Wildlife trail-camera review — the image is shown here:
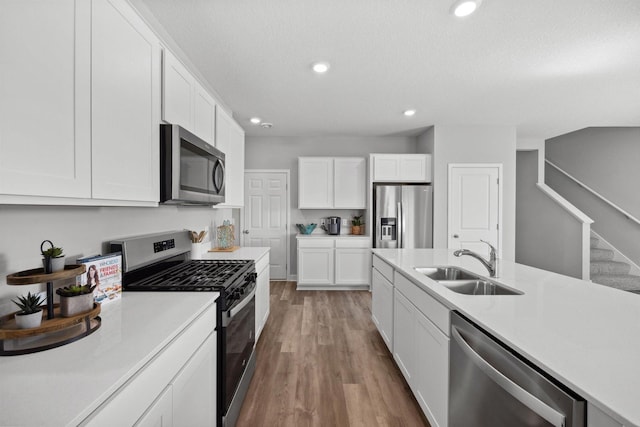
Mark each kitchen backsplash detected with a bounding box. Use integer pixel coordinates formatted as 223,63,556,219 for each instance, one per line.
0,204,236,315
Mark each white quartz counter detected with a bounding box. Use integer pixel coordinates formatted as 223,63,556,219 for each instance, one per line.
0,292,217,427
296,233,370,239
373,248,640,427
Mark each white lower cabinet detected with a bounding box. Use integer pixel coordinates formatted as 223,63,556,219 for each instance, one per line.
83,305,216,426
588,403,624,427
134,386,173,427
255,253,271,342
371,267,393,351
393,289,416,383
297,237,371,289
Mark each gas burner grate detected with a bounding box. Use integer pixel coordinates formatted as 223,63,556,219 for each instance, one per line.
126,259,253,291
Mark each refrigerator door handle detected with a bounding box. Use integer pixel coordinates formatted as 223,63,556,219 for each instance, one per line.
397,202,403,248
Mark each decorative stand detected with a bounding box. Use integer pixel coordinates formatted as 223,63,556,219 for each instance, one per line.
2,265,101,356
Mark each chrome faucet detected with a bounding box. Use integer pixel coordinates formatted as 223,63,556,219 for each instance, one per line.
453,240,498,277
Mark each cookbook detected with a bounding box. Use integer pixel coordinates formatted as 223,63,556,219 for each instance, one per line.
76,252,122,305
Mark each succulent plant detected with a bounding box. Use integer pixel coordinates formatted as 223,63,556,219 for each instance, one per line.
42,246,64,258
56,284,95,297
13,292,45,315
351,215,364,226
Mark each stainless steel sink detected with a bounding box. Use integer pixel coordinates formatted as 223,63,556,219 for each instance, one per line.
415,266,523,295
438,279,523,295
415,267,480,281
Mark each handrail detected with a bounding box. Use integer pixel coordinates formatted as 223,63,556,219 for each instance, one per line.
545,160,640,227
535,183,593,224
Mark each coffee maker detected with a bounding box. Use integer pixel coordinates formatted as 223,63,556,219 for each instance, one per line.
322,216,341,235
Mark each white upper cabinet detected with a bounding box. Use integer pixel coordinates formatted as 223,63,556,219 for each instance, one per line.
298,157,334,208
162,50,217,145
0,0,91,198
372,154,432,182
162,49,195,130
91,0,160,202
334,157,367,208
298,157,367,209
215,108,245,207
193,81,216,145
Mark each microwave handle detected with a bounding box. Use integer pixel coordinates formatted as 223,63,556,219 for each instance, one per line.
212,159,225,193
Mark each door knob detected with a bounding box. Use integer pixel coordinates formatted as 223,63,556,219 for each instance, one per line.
453,234,459,238
243,230,249,234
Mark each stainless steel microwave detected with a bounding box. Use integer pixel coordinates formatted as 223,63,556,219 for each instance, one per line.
160,124,225,205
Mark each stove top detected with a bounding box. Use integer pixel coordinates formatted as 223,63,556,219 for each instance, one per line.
124,259,254,292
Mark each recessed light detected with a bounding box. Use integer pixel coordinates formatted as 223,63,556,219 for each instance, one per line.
403,109,416,117
312,62,330,74
451,0,482,17
260,122,273,129
250,117,261,125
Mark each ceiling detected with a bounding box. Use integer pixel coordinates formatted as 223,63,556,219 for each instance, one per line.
140,0,640,139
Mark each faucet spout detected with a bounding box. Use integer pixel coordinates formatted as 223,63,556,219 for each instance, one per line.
453,240,498,277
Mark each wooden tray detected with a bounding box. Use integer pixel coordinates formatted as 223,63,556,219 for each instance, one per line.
6,264,86,286
0,303,101,355
208,246,240,252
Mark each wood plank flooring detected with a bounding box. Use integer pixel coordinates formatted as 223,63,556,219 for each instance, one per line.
237,281,431,427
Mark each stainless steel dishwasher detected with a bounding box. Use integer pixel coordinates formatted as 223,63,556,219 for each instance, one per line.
449,312,586,427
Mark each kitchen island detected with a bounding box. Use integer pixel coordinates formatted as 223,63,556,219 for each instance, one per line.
0,291,217,427
373,248,640,427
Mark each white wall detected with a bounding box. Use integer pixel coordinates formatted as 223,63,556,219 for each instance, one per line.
425,125,517,260
0,205,234,314
245,136,417,276
516,151,583,278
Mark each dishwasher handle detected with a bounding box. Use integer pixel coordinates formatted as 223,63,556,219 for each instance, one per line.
451,326,566,427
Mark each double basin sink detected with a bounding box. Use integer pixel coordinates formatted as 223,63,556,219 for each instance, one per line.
415,267,523,296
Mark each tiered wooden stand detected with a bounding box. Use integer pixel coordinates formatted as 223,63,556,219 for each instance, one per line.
2,265,101,356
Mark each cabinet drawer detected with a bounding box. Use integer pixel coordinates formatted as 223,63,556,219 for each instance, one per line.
394,272,450,336
373,255,394,283
336,238,371,248
298,238,334,248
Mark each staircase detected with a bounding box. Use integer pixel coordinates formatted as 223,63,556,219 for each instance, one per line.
590,236,640,292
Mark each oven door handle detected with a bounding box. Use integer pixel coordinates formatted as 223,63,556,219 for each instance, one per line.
227,288,256,320
451,326,566,427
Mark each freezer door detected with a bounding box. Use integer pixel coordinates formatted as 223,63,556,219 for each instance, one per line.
375,185,401,248
401,185,432,248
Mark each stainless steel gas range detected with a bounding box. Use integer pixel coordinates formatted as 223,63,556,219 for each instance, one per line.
110,231,256,427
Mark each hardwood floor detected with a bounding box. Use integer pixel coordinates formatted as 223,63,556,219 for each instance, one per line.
237,281,431,427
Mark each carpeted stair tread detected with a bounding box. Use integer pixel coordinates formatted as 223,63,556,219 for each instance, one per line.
591,248,614,261
591,274,640,291
590,237,599,248
590,261,631,275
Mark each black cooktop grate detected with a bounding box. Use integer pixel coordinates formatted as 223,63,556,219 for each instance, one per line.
125,259,253,291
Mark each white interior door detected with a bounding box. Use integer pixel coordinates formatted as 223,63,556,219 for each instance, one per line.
243,171,288,279
448,164,502,257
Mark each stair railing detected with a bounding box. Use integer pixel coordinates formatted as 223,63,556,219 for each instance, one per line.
546,160,640,227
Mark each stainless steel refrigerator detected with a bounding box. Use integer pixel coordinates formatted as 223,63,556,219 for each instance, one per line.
374,184,433,248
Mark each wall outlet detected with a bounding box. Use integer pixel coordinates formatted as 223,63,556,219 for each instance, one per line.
321,219,326,226
341,218,348,226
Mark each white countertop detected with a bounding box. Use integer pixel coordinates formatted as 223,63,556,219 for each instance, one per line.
296,233,370,239
0,292,217,427
198,246,269,261
373,248,640,427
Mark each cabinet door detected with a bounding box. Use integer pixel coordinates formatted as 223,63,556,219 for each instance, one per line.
162,49,194,129
255,263,270,341
393,288,415,386
0,0,91,198
134,386,173,427
215,108,245,207
172,332,216,427
335,248,370,285
298,157,333,208
193,81,216,145
334,157,366,208
298,248,334,284
400,155,430,182
415,310,449,427
373,155,401,181
371,267,393,352
91,0,160,202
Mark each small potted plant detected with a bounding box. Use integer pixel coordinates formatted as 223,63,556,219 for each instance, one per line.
351,215,365,235
56,284,95,317
41,240,65,273
12,292,45,329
